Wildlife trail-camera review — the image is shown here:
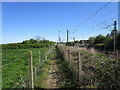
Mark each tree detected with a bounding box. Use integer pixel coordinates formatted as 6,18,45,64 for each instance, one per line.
94,35,107,45
93,35,108,50
22,40,30,44
74,40,80,43
30,39,37,44
22,39,37,44
88,37,95,47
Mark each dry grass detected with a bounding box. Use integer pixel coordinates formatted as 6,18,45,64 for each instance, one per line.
57,45,120,88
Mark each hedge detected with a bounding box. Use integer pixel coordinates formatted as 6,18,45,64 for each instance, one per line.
1,43,54,49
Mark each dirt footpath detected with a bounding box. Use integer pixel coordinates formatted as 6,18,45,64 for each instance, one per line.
45,59,61,88
43,48,75,89
43,48,63,89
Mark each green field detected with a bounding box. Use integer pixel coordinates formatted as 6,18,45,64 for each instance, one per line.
2,48,48,88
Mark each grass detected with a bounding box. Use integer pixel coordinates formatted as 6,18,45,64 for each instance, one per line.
2,48,49,88
34,47,54,88
57,58,78,88
78,49,120,88
57,45,120,88
34,59,51,88
56,46,78,88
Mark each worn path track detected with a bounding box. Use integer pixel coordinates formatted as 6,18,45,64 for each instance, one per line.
45,59,60,88
43,49,62,89
43,47,77,89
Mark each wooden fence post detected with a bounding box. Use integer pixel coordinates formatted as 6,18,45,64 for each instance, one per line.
39,51,40,61
65,49,68,60
115,66,119,88
34,67,37,80
49,45,50,50
68,49,71,63
44,47,47,60
28,51,34,88
78,52,82,81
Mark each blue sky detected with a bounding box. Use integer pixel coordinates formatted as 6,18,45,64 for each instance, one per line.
2,2,118,44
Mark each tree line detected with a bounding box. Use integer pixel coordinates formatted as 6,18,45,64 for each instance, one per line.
88,30,120,51
2,37,55,49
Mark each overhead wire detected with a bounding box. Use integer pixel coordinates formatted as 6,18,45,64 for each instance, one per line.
74,15,117,37
72,8,117,34
70,0,114,33
70,7,118,41
75,15,117,38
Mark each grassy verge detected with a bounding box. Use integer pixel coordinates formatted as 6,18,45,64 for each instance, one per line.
56,45,120,88
34,47,54,88
34,59,51,88
79,49,120,88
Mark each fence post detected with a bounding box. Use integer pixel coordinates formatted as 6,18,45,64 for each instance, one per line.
49,45,50,50
78,52,82,81
34,67,37,80
68,49,71,63
44,47,47,60
39,51,40,61
28,51,34,88
65,49,68,60
115,66,119,88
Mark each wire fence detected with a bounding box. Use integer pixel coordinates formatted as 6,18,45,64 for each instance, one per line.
2,45,54,88
57,45,120,88
33,45,54,86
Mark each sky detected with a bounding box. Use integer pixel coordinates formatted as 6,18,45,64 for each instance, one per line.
2,2,118,44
